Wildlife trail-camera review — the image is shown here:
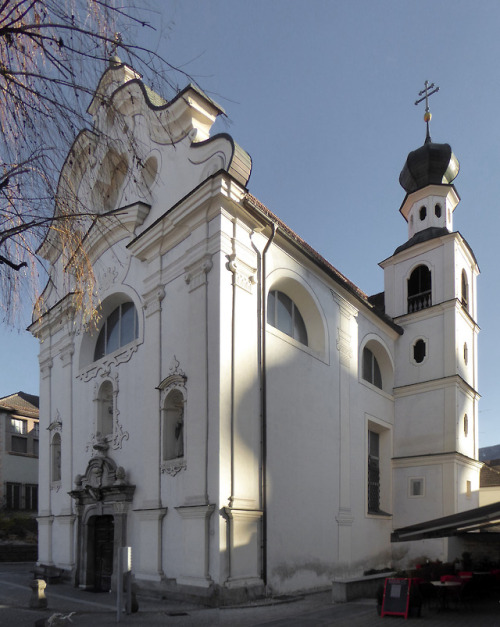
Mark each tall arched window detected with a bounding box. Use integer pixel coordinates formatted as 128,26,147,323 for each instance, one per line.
461,270,469,312
97,381,114,437
408,265,432,313
51,433,61,482
267,290,308,346
163,389,184,461
362,347,382,389
94,302,138,361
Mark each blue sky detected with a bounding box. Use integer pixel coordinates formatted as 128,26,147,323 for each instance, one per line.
2,0,500,446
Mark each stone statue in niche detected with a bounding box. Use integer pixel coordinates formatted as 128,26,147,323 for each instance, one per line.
175,407,184,458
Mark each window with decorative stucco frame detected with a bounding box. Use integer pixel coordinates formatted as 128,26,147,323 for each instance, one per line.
159,356,187,477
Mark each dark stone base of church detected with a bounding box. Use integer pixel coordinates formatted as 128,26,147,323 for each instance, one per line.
134,578,267,607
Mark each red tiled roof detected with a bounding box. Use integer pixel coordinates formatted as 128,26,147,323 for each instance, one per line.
481,460,500,488
244,193,402,334
0,391,39,417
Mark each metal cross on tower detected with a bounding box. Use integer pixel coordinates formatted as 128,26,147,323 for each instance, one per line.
415,80,439,143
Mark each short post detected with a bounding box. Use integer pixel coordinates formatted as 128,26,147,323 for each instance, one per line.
117,546,132,623
116,549,122,623
29,578,48,609
123,547,132,615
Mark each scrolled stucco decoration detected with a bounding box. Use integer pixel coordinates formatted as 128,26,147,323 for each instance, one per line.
112,418,129,450
158,355,187,404
78,343,138,382
96,266,118,293
86,432,98,454
169,354,186,379
69,448,135,506
48,411,63,433
161,459,186,476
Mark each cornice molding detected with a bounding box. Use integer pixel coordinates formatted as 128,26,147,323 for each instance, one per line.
394,373,479,399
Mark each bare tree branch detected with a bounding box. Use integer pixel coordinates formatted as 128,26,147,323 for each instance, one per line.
0,0,194,326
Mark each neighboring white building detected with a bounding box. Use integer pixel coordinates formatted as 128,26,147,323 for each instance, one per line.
0,392,39,512
30,61,481,602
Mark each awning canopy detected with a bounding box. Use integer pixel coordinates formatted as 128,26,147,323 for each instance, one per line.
392,501,500,542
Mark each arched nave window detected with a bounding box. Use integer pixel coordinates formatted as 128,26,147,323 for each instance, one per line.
267,290,308,346
94,302,139,361
359,338,394,395
407,265,432,313
362,347,382,389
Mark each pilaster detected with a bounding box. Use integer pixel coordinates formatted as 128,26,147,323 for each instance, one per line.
175,504,215,587
139,285,165,509
332,292,358,565
36,515,54,565
221,507,264,588
132,507,167,582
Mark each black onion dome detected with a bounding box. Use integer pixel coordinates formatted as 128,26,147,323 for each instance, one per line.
399,140,460,193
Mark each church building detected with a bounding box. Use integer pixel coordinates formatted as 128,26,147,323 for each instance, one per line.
30,62,481,603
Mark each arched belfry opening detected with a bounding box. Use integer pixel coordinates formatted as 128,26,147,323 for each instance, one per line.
70,437,135,591
407,265,432,313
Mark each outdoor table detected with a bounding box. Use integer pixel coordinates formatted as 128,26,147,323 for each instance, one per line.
430,580,461,610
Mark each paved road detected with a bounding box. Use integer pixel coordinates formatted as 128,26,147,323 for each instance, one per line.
1,563,500,626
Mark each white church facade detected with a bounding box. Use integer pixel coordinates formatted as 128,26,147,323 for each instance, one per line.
30,62,481,602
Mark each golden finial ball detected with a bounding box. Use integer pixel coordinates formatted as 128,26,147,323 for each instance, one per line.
424,111,432,123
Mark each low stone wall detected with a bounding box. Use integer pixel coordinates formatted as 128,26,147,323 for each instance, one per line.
0,543,37,562
331,572,395,603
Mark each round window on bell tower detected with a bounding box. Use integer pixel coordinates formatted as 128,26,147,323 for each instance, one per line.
435,203,442,218
419,206,427,221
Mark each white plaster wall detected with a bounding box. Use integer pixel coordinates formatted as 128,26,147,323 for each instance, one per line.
393,463,444,528
35,67,484,597
479,486,500,507
394,390,445,457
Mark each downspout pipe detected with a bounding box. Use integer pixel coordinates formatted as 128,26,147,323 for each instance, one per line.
259,223,276,587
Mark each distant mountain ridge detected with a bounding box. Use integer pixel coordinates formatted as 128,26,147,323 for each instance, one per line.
479,444,500,461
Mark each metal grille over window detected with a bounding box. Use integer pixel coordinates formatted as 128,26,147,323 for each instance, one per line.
407,265,432,312
368,430,380,513
267,290,308,346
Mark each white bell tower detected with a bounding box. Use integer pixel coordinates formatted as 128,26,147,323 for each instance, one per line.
380,84,481,558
